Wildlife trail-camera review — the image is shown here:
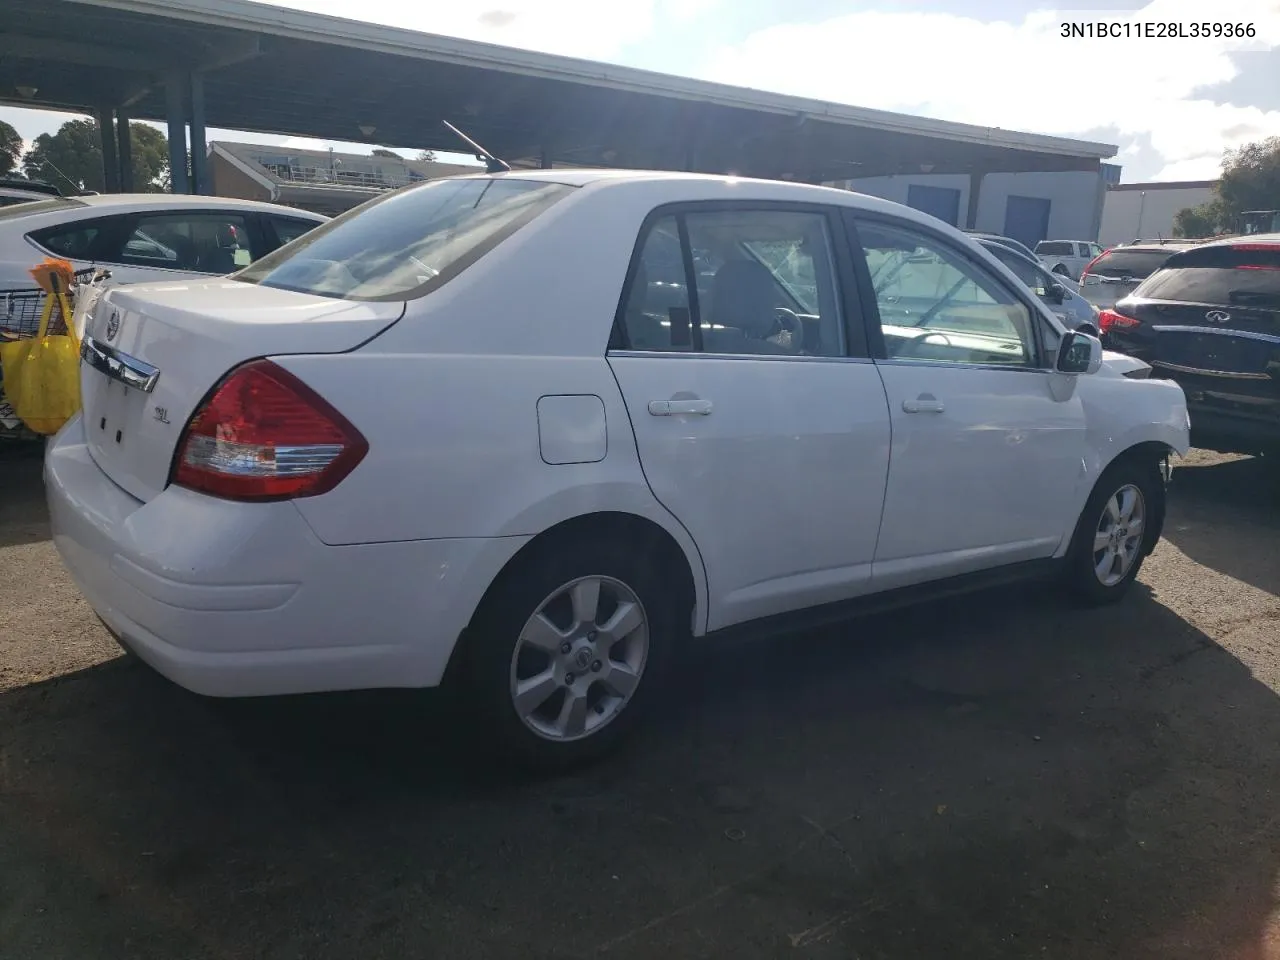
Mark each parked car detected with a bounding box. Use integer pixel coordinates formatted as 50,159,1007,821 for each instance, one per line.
46,171,1189,770
0,176,61,208
974,237,1099,333
1100,234,1280,456
0,194,326,288
963,230,1039,263
1037,240,1105,280
1078,241,1197,312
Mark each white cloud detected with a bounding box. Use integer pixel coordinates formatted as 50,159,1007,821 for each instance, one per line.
258,0,655,61
700,0,1280,181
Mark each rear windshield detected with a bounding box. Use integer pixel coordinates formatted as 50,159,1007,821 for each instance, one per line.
1036,241,1073,256
1133,244,1280,308
1083,248,1171,280
235,177,572,301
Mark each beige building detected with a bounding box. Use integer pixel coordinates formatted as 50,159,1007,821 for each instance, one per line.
209,142,478,215
1099,180,1217,247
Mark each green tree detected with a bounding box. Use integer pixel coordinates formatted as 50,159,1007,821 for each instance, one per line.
22,118,169,193
1172,136,1280,237
0,119,22,176
416,149,436,162
371,148,401,158
1173,200,1226,238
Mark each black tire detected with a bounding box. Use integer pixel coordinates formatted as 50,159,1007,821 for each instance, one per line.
1064,457,1163,605
460,534,684,773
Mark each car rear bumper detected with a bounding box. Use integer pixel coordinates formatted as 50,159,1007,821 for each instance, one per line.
46,414,529,697
1186,405,1280,454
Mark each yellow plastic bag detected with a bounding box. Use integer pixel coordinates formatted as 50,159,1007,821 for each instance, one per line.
0,259,81,435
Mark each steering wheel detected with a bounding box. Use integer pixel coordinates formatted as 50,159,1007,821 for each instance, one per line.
896,332,954,358
772,307,806,351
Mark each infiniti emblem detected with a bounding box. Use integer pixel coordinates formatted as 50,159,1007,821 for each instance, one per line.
1205,310,1231,325
105,310,120,339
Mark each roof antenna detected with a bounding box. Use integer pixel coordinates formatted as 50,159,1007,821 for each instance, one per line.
442,120,510,174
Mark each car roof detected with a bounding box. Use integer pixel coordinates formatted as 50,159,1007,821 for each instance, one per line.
1194,232,1280,248
70,193,328,218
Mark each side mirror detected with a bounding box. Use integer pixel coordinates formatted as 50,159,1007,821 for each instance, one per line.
1046,282,1067,304
1055,330,1103,375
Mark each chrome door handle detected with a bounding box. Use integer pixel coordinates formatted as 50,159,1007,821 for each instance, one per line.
649,399,713,416
902,396,944,414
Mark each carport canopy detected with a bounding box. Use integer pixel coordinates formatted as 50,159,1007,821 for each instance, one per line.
0,0,1116,193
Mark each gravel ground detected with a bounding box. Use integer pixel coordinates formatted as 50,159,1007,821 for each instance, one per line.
2,444,1279,960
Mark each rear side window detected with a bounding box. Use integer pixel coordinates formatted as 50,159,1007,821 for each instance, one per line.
1134,244,1280,307
113,213,255,272
29,219,104,259
1084,248,1170,280
236,178,571,301
1037,241,1073,256
616,207,845,357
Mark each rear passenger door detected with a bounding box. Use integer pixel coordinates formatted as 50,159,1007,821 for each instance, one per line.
607,202,892,633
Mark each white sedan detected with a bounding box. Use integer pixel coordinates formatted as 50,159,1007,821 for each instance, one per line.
46,170,1189,771
0,194,325,289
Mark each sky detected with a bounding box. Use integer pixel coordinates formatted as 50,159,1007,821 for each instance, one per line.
3,0,1280,183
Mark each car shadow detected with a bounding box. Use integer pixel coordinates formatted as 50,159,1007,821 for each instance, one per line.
3,584,1280,959
0,442,48,548
1162,454,1280,598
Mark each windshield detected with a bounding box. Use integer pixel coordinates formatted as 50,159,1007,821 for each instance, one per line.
1134,245,1280,307
236,177,572,301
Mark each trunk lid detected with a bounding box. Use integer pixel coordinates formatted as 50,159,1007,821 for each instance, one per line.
80,278,403,502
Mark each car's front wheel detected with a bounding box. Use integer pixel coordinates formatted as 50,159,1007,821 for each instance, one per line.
462,535,681,771
1065,458,1162,604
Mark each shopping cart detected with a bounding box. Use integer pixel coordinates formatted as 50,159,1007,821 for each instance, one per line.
0,267,97,441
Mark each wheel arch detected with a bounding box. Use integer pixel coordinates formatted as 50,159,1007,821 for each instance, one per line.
440,510,706,689
1094,439,1174,556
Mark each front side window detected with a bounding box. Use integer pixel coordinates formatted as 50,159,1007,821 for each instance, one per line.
113,213,254,272
859,219,1038,366
268,215,320,248
616,207,845,358
236,177,572,301
988,246,1051,297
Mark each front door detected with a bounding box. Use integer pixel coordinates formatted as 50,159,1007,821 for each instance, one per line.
849,214,1086,589
608,205,892,632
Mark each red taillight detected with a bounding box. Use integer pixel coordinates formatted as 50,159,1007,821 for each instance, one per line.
172,360,367,502
1098,308,1139,334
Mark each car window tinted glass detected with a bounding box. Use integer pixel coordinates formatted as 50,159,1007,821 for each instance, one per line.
1083,248,1172,281
29,219,103,259
270,216,319,247
986,245,1048,295
1037,241,1073,256
237,178,571,301
1134,245,1280,307
619,208,844,357
116,213,253,272
861,220,1036,366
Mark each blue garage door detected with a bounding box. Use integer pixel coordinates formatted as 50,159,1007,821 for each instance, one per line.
1003,196,1052,249
906,185,961,227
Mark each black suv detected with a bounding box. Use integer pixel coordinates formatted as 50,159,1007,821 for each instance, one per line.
1102,234,1280,455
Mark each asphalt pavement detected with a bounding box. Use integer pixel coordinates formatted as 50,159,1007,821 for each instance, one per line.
2,444,1279,960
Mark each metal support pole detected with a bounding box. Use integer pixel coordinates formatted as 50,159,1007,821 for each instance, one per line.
188,72,208,195
95,107,120,192
165,74,189,194
966,170,985,229
115,107,134,192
